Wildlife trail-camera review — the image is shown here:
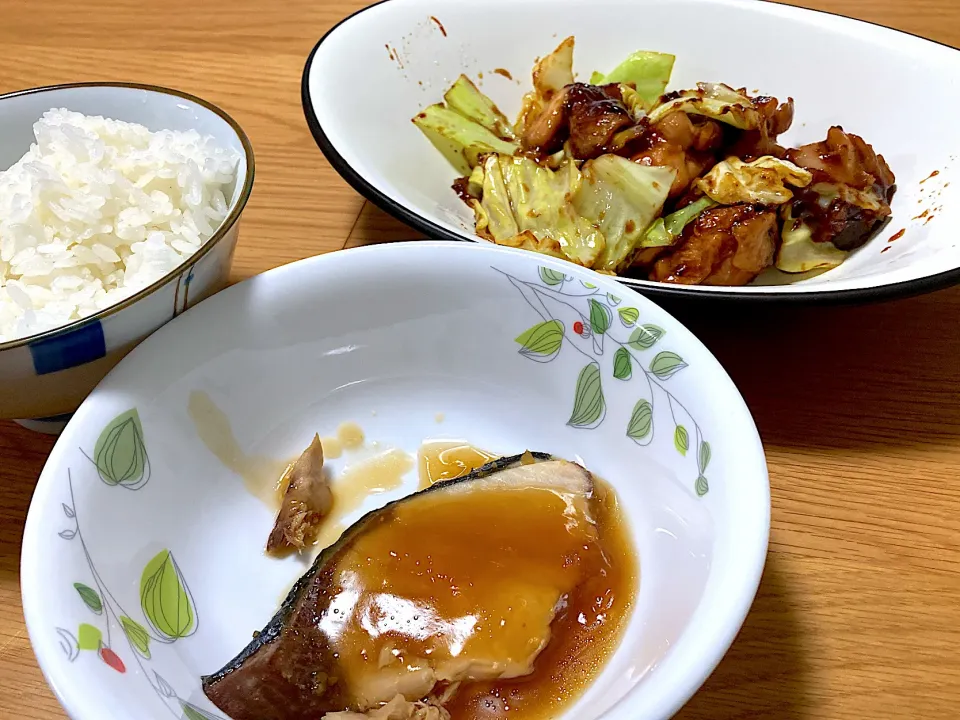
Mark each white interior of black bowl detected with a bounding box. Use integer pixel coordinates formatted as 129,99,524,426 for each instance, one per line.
304,0,960,299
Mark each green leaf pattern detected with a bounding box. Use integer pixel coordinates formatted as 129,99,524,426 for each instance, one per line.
696,475,709,497
74,583,103,614
140,550,196,641
181,701,221,720
613,347,632,380
589,299,612,335
568,363,605,428
649,351,688,380
618,306,639,327
57,470,213,713
538,266,566,286
120,616,151,659
77,622,102,651
515,319,564,360
626,400,653,443
628,324,666,350
698,441,712,474
93,408,150,489
505,267,713,495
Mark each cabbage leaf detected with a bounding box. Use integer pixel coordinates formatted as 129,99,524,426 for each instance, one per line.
617,85,648,123
532,36,575,99
472,153,674,270
775,206,848,273
572,155,675,271
443,75,516,141
589,51,675,108
643,196,717,248
697,156,813,205
648,83,760,129
474,154,605,266
413,104,519,175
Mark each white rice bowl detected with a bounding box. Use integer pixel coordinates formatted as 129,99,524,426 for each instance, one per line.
0,109,240,342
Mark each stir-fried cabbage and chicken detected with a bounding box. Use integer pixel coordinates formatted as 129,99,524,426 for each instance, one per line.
412,38,896,286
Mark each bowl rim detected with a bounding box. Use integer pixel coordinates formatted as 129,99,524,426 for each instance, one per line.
20,240,771,720
301,0,960,306
0,81,256,353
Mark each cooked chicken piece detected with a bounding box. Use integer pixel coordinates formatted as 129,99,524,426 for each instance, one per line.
786,125,894,196
649,204,778,285
783,126,895,249
266,434,332,555
521,86,571,153
630,246,668,269
724,95,795,160
654,110,725,152
784,186,890,251
566,84,633,159
630,111,723,197
521,83,633,159
632,141,712,198
756,95,795,137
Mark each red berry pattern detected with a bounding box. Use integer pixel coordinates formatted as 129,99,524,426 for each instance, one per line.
99,646,126,673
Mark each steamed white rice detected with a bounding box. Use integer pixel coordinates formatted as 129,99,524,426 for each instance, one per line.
0,109,241,343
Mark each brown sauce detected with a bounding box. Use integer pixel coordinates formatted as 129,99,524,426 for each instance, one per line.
921,169,940,183
452,177,475,206
387,45,403,69
888,228,905,243
493,68,513,81
313,449,414,550
323,475,637,720
322,436,344,459
187,390,291,507
444,479,635,720
429,15,447,36
337,421,366,450
418,440,497,489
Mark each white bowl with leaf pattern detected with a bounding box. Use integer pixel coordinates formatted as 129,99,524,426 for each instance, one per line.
21,241,769,720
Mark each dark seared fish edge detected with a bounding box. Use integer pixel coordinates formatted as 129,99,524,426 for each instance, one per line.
201,451,554,688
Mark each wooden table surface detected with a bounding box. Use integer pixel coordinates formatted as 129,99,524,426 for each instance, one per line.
2,1,959,718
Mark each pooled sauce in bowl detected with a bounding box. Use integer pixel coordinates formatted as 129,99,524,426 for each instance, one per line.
315,473,636,720
418,439,498,488
438,480,636,719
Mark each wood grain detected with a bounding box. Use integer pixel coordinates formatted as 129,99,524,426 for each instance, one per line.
2,1,960,718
